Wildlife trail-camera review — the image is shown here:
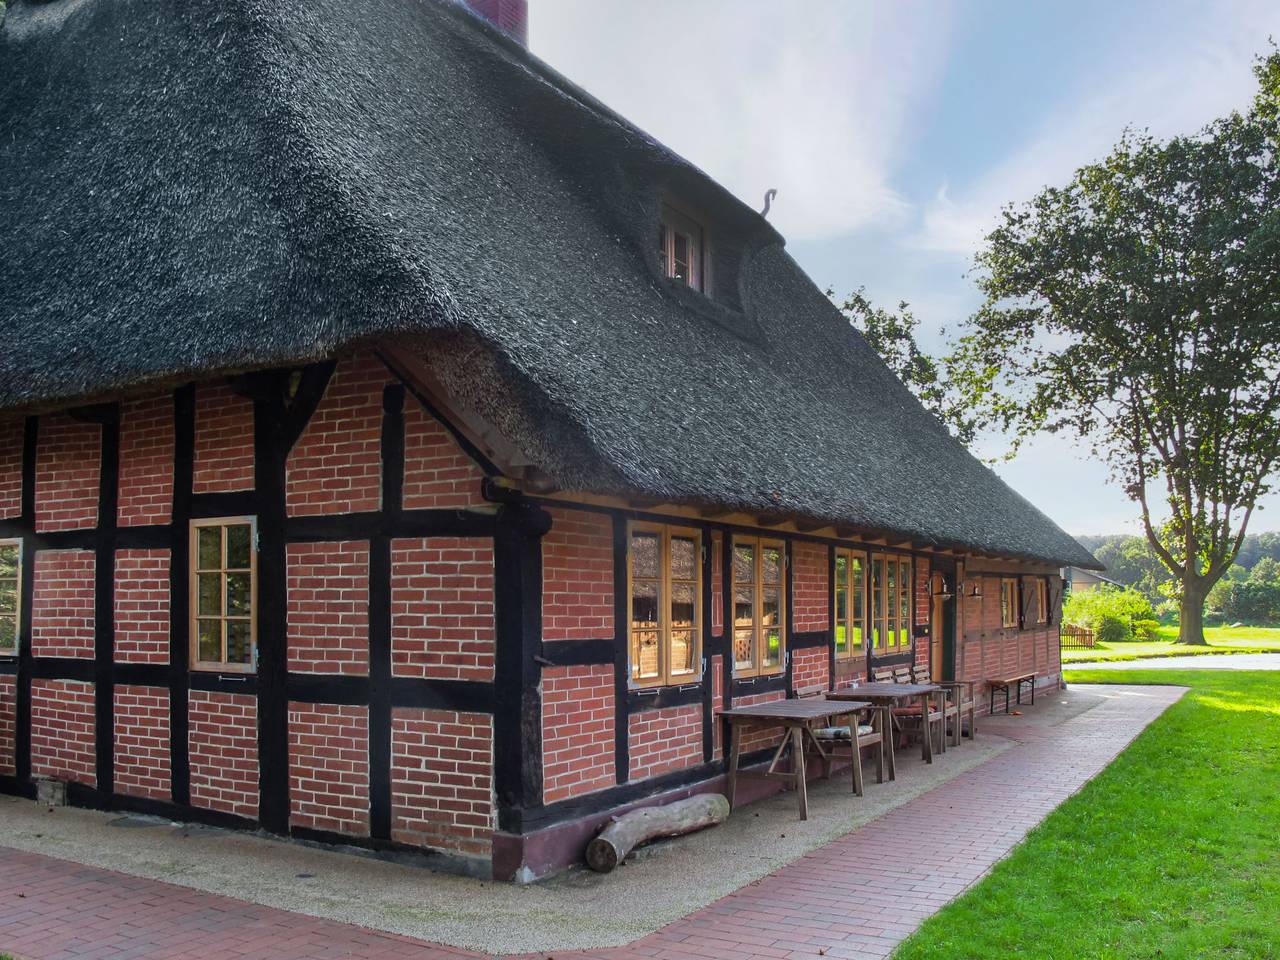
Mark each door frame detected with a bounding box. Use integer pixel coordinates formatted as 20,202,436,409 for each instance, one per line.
930,558,958,682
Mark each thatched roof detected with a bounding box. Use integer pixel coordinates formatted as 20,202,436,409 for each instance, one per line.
0,0,1099,569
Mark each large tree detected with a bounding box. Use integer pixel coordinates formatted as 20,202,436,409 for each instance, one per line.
948,54,1280,644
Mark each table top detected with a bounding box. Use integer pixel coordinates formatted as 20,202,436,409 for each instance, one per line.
826,682,941,701
719,698,872,722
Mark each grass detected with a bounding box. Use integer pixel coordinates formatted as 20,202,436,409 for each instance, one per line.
1061,624,1280,662
892,669,1280,959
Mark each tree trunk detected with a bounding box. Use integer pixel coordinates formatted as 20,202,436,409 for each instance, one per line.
585,794,730,872
1179,583,1209,645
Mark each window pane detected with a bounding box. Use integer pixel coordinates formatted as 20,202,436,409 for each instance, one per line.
226,620,252,665
633,631,660,680
763,629,782,668
198,527,221,570
852,557,865,636
631,533,659,580
733,585,754,630
0,615,14,649
0,544,18,578
197,618,220,661
670,581,695,630
834,555,849,654
670,629,696,676
733,628,755,669
673,232,689,283
225,572,251,617
0,580,16,615
761,547,781,585
670,536,696,581
658,225,669,277
761,585,780,629
733,544,754,585
226,524,252,569
631,578,659,630
197,573,221,617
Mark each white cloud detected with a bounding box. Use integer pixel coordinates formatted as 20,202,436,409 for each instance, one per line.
530,0,955,241
910,5,1280,255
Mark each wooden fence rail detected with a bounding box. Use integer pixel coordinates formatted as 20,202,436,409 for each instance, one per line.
1060,624,1096,650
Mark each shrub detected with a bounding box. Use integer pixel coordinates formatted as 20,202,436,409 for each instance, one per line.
1132,618,1161,641
1095,615,1130,644
1063,585,1157,642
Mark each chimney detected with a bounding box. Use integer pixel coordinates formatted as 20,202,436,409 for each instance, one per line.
465,0,529,47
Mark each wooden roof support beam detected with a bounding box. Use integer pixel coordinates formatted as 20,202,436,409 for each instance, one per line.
795,519,826,533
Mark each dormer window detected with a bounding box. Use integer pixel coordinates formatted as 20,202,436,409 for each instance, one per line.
659,203,706,292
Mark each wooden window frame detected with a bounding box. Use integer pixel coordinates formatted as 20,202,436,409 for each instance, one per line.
627,522,703,688
659,201,708,293
871,553,913,655
833,547,867,660
0,538,21,655
1036,577,1049,625
731,535,787,678
190,516,258,673
1000,576,1020,630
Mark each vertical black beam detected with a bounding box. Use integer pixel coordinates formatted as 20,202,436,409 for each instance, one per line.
253,379,290,835
93,409,121,795
611,514,629,784
169,385,194,806
368,383,403,841
700,528,714,763
719,529,733,758
492,501,549,813
14,417,38,782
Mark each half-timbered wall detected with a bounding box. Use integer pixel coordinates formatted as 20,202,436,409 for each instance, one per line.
0,351,511,869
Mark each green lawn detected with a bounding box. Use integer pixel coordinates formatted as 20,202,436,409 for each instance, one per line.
1061,624,1280,662
892,669,1280,959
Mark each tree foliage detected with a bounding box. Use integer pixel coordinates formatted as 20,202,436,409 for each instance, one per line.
1063,586,1158,642
949,53,1280,643
833,288,976,442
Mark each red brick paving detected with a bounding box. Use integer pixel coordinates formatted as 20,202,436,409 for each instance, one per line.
0,684,1183,960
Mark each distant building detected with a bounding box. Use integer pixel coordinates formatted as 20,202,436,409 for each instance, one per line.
1064,566,1123,593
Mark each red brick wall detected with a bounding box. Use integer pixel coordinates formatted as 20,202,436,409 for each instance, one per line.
0,675,15,774
391,708,494,857
113,686,170,801
30,679,95,786
118,393,174,527
915,557,931,670
791,644,828,694
402,399,487,510
286,541,370,675
734,689,787,754
542,665,614,802
35,415,100,532
0,418,24,520
193,383,254,494
189,691,258,819
542,508,613,642
391,538,494,681
628,705,701,781
286,355,386,517
31,550,95,659
114,549,170,664
792,541,828,633
288,702,370,836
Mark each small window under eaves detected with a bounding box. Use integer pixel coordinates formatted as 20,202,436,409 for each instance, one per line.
658,202,708,293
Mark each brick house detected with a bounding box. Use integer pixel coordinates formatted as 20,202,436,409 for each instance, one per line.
0,0,1100,880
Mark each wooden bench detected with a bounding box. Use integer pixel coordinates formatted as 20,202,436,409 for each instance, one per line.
987,673,1037,714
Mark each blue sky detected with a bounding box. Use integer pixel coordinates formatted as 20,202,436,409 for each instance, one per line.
529,1,1280,537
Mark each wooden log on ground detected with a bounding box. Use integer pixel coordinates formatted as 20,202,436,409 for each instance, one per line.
585,794,730,873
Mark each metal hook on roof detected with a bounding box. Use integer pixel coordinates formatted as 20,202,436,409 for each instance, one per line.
761,188,778,218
